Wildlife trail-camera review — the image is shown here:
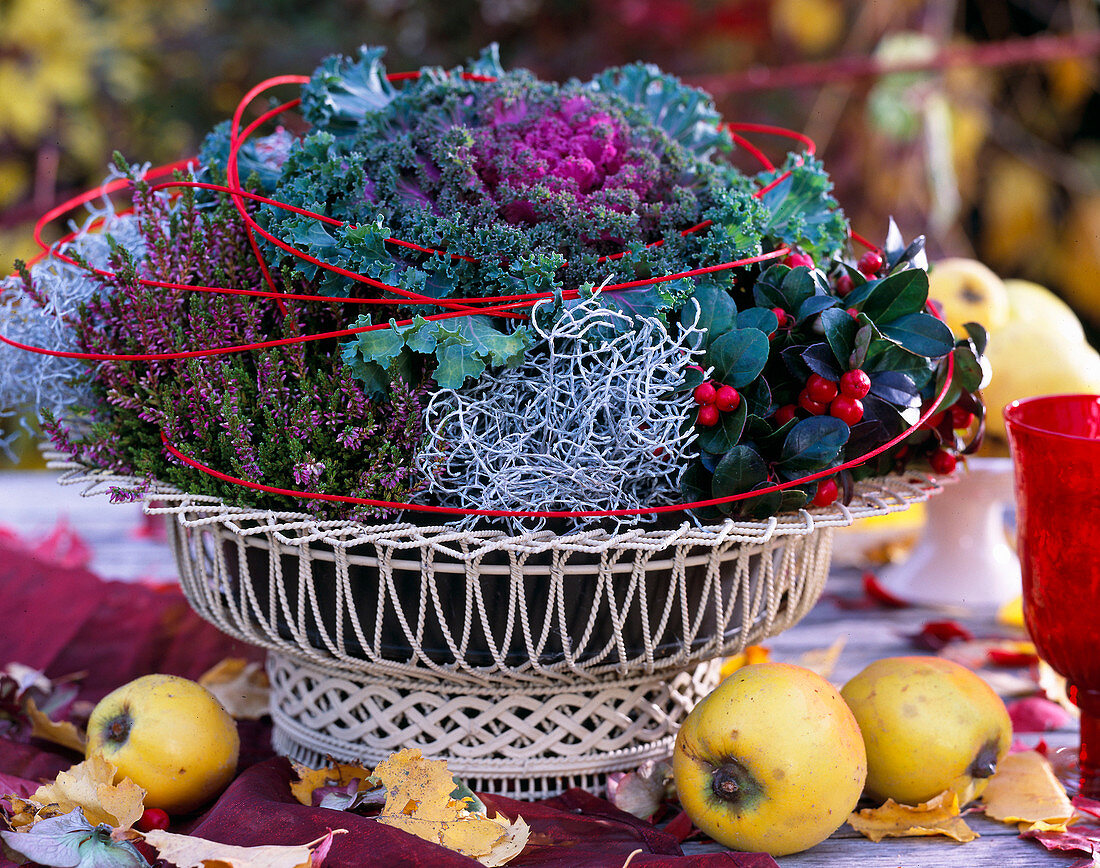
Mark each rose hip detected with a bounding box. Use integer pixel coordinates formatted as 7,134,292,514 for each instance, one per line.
929,449,958,475
805,374,839,404
812,478,839,507
694,382,717,405
857,250,884,276
830,395,864,425
798,390,828,415
698,404,721,427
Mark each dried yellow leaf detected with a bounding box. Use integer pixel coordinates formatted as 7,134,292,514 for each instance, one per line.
29,757,145,830
25,696,86,753
28,756,145,830
373,749,528,865
199,658,271,720
798,635,847,679
719,646,770,680
980,751,1073,831
143,827,344,868
289,761,379,807
847,791,978,843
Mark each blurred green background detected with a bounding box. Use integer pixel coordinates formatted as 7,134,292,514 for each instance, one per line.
1,0,1097,324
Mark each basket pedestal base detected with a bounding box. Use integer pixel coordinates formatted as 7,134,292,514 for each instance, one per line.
266,652,723,799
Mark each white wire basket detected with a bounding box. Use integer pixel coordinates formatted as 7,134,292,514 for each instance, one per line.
51,455,939,798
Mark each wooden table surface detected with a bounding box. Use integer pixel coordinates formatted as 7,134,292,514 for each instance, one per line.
0,470,1082,866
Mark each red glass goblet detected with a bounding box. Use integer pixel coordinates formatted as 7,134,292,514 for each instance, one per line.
1005,394,1100,798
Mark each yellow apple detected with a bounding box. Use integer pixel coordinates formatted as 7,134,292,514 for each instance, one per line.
86,674,240,814
927,257,1010,337
672,662,866,857
840,656,1012,806
982,278,1100,438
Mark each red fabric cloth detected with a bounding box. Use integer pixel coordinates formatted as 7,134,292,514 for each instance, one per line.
0,535,777,867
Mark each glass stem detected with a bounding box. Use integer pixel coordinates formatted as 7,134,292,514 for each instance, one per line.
1070,685,1100,798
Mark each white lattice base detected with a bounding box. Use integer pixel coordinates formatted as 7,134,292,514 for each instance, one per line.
266,653,724,799
46,456,942,796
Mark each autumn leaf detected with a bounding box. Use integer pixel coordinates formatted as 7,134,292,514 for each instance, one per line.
25,756,145,830
142,827,344,868
373,749,529,866
797,635,846,679
289,761,381,809
847,791,978,843
718,646,769,680
607,759,673,820
199,659,271,720
26,696,86,753
1,808,149,868
980,750,1074,832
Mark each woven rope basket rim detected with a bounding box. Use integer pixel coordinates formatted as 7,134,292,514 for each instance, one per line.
45,452,942,553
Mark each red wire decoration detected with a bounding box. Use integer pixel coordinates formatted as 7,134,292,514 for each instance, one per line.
4,69,953,518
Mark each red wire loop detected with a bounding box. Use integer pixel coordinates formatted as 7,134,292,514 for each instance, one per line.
7,66,945,518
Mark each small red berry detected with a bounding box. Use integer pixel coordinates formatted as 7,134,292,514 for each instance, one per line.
805,374,839,404
835,272,854,297
798,389,828,415
770,307,789,328
773,404,797,426
929,449,958,475
715,385,741,412
847,307,860,320
949,405,974,429
784,252,815,269
857,250,884,276
137,808,171,832
830,395,864,425
839,369,871,399
693,382,718,406
697,404,720,427
812,477,839,507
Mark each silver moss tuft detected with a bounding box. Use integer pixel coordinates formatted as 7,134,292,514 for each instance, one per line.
417,293,706,532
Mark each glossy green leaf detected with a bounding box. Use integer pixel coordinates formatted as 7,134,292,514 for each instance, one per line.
776,416,849,480
857,269,929,323
880,312,955,358
712,445,769,508
696,401,748,454
708,328,769,387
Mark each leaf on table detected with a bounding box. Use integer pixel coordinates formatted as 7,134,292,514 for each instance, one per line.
27,756,145,830
1021,822,1100,862
142,827,344,868
797,635,847,679
26,697,86,753
606,759,673,820
718,645,769,680
198,659,271,720
910,619,974,651
847,791,978,843
289,761,381,809
1,808,149,867
373,749,529,866
980,750,1074,832
1073,794,1100,821
1038,661,1078,716
1006,696,1075,734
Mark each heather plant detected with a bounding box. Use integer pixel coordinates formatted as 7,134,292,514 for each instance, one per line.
44,172,429,520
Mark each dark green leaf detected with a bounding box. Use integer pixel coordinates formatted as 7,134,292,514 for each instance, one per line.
676,367,707,393
821,307,859,365
707,328,770,387
801,343,841,380
951,344,985,393
796,294,837,323
691,280,739,340
880,312,955,358
736,307,779,334
964,322,989,356
776,416,849,480
735,482,785,519
857,269,929,323
869,371,919,406
712,445,769,508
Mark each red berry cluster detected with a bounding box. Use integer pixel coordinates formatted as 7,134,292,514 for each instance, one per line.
694,380,741,426
791,369,871,426
783,252,815,269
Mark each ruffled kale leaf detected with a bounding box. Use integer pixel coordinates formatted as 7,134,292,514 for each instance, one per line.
341,314,532,394
300,46,399,136
588,63,732,159
756,154,849,261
